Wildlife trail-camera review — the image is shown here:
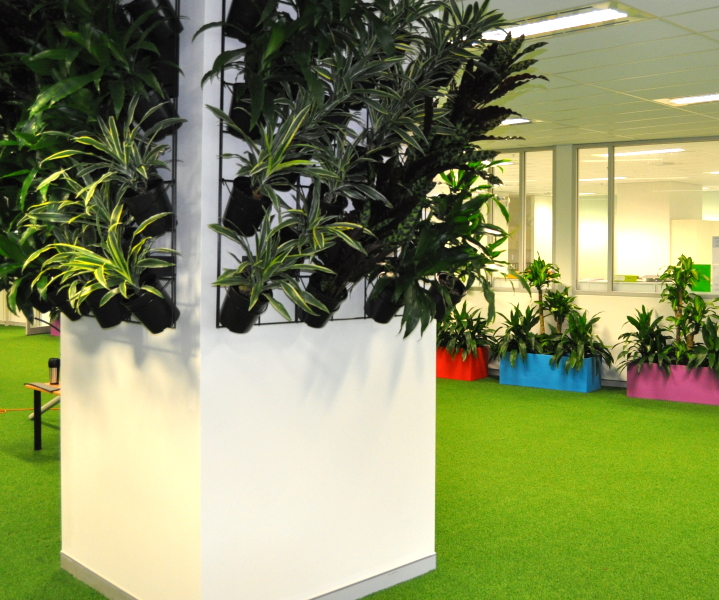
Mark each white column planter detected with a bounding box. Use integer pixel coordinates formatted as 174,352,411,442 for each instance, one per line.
59,2,437,599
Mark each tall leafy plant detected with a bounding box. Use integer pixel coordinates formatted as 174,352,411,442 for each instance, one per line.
522,254,560,335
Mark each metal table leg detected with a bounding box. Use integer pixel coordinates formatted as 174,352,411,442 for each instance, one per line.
34,389,42,450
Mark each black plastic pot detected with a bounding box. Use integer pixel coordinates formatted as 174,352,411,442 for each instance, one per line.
307,183,348,216
136,90,181,141
47,285,84,322
438,273,467,305
30,290,53,314
220,286,270,333
124,285,179,334
298,276,348,329
225,0,265,42
87,290,131,329
365,280,404,324
124,0,183,44
124,178,174,237
223,177,271,236
228,83,260,139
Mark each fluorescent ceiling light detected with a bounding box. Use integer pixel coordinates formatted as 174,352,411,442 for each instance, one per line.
664,94,719,106
709,172,719,175
703,187,711,190
593,149,684,157
483,8,628,41
579,193,597,196
500,118,531,126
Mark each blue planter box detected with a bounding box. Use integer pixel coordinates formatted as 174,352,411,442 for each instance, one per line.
499,353,601,393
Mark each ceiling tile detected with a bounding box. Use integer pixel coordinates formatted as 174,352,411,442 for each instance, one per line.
598,66,719,93
538,35,718,74
661,7,719,31
560,49,719,84
627,0,719,17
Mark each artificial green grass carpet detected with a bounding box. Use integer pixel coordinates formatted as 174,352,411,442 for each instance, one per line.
0,326,103,600
2,331,719,600
370,379,719,600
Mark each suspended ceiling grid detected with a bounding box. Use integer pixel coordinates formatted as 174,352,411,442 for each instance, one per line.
479,0,719,149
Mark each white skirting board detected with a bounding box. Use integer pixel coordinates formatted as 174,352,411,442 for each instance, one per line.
61,552,437,600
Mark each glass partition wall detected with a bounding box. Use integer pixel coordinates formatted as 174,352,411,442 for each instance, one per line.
492,150,554,284
577,141,719,294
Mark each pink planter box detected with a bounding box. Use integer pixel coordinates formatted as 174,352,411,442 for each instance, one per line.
627,364,719,406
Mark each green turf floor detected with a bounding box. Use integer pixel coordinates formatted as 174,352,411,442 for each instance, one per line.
370,379,719,600
2,328,719,599
0,326,104,600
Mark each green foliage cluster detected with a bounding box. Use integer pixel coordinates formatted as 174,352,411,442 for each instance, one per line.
0,0,182,322
495,256,612,374
202,0,547,335
617,255,719,375
437,301,495,361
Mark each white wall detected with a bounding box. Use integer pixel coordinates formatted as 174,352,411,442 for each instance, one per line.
200,321,436,600
60,0,207,596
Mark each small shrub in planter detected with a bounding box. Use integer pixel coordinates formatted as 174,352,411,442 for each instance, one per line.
436,302,494,381
617,256,719,405
497,306,612,393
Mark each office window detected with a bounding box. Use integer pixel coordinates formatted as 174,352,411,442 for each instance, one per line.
576,140,719,294
577,148,609,291
492,150,554,281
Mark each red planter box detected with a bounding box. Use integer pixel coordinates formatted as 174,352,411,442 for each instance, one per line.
627,363,719,406
436,347,489,381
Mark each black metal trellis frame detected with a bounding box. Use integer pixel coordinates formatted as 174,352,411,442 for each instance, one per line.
123,0,181,328
215,0,371,329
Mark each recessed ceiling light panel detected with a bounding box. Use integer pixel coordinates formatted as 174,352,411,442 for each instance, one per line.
500,118,532,126
483,6,632,41
656,94,719,106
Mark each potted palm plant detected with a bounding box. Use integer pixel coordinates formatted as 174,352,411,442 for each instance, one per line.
497,305,611,393
619,256,719,405
436,301,495,381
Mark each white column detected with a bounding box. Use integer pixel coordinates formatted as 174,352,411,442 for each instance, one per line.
60,1,437,598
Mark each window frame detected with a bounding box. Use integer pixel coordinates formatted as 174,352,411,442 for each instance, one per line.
490,146,555,286
574,135,719,298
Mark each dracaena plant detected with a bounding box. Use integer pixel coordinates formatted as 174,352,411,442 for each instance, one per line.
659,254,709,343
209,91,333,207
522,254,560,335
549,311,613,375
437,301,495,361
687,318,719,374
616,306,673,375
21,0,175,131
27,203,174,309
542,286,578,334
211,202,367,321
495,304,542,367
41,96,184,198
